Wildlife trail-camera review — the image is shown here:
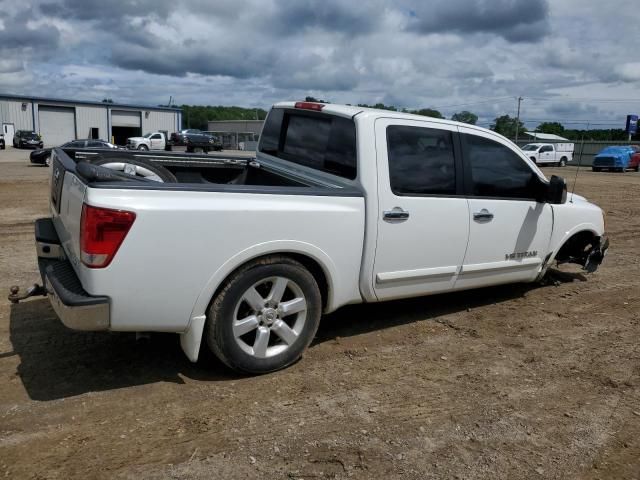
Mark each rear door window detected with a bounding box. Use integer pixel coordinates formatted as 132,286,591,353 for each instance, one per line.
386,125,457,195
259,109,357,179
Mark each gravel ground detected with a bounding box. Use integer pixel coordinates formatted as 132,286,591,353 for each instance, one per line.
0,146,638,479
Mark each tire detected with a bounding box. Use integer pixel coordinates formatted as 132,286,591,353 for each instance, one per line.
206,256,322,374
88,157,177,182
558,157,567,167
0,143,4,150
44,154,51,167
592,167,600,172
530,157,537,164
185,146,193,153
137,144,149,151
635,165,640,172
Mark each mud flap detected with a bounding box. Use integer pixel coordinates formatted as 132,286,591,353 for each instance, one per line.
180,315,206,362
584,236,609,273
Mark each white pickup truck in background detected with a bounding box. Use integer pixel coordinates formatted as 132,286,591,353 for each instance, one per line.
522,142,574,166
126,131,168,151
20,102,608,374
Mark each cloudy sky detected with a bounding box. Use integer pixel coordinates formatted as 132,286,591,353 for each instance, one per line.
0,0,639,129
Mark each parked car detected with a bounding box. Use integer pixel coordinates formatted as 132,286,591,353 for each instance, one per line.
170,129,203,145
0,133,4,150
13,130,43,149
30,139,119,166
592,146,635,172
184,131,223,152
521,142,574,166
629,146,640,172
23,101,608,375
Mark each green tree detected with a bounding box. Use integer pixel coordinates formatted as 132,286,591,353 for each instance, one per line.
491,115,524,138
451,110,478,125
305,96,330,103
410,108,444,119
536,122,565,136
357,103,398,111
180,105,268,130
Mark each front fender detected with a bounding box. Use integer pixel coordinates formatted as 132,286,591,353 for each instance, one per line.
537,222,602,279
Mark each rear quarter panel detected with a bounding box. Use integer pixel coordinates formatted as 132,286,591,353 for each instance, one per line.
78,188,365,332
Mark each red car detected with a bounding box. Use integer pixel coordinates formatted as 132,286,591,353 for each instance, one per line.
630,145,640,172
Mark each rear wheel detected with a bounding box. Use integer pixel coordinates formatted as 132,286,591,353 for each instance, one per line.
635,165,640,172
206,256,322,374
558,157,567,167
88,157,177,182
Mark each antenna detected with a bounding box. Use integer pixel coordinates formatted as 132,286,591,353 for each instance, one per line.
570,122,589,202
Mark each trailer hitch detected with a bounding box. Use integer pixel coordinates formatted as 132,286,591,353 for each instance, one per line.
8,284,47,304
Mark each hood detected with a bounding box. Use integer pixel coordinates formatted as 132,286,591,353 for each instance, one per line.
569,193,588,204
127,137,146,142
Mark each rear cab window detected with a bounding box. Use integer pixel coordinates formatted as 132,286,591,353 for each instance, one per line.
259,108,357,180
386,125,457,196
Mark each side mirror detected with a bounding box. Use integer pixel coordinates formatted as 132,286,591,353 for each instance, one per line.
547,175,567,204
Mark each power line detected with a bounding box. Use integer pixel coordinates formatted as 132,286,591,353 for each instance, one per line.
526,96,640,103
521,118,623,125
431,96,515,109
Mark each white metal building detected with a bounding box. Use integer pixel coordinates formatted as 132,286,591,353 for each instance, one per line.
0,94,182,147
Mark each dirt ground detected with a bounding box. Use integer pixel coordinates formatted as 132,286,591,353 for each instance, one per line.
0,147,638,480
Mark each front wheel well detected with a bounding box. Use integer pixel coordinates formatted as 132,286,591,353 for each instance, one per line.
555,231,598,264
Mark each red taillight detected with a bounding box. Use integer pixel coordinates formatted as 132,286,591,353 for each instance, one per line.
80,204,136,268
294,101,325,111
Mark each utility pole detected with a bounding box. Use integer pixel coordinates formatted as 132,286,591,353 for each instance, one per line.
514,96,523,143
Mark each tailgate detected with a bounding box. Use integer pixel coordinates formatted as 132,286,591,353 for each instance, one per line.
50,149,88,269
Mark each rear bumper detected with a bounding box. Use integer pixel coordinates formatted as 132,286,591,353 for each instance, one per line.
35,218,110,331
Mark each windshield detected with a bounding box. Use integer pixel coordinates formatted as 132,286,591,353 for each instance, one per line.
143,133,153,138
522,144,539,151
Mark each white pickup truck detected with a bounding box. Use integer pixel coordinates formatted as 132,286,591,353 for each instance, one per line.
522,143,574,166
126,131,168,151
20,102,608,374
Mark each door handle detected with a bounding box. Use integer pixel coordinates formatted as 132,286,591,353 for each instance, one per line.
383,207,410,221
473,209,494,221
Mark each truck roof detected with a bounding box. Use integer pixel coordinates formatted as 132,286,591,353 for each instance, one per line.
273,101,501,138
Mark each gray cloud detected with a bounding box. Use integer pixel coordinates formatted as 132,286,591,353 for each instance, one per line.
0,0,637,129
0,15,60,51
403,0,550,42
270,0,379,35
40,0,173,21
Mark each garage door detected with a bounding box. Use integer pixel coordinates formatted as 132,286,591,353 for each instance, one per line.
39,106,76,147
111,110,141,128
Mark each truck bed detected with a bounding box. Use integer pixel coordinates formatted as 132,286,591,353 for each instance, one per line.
61,147,360,193
47,147,366,333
